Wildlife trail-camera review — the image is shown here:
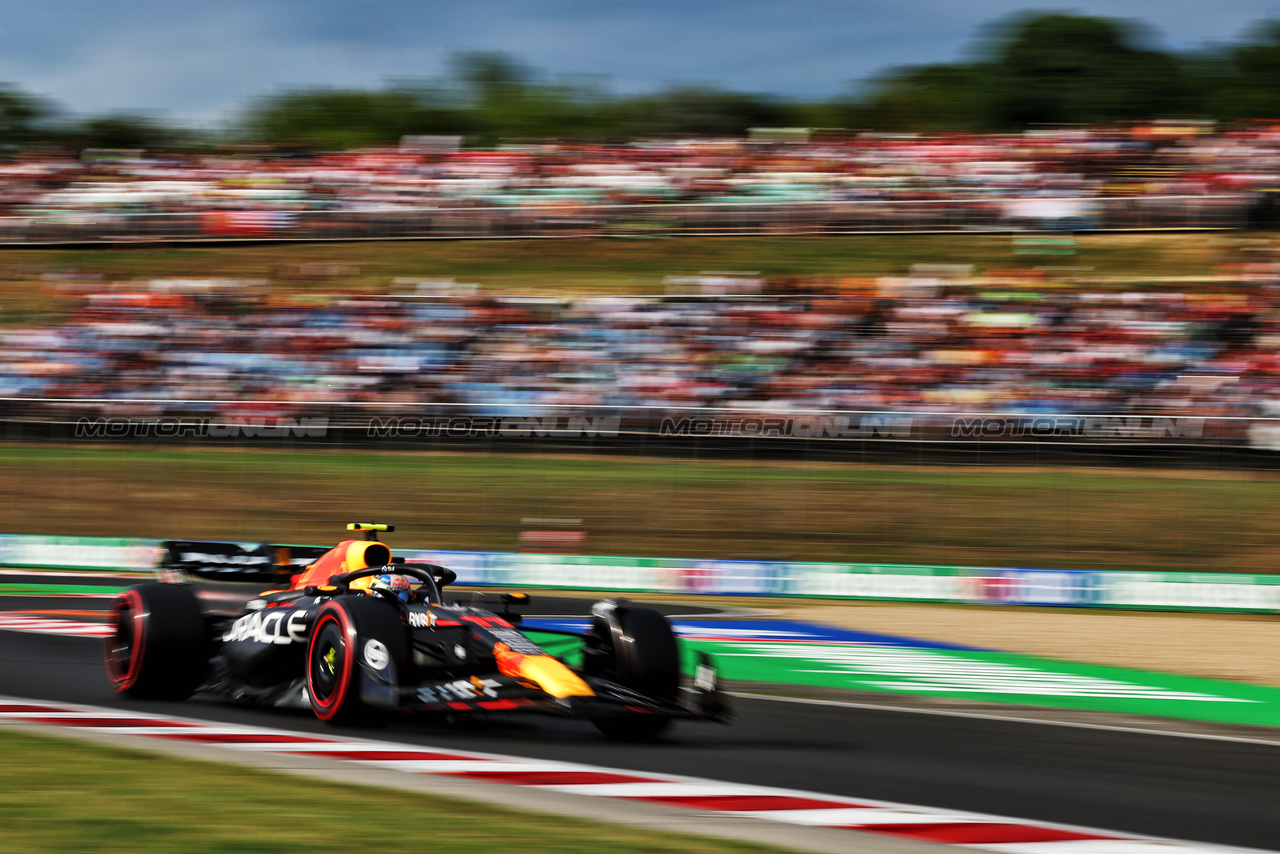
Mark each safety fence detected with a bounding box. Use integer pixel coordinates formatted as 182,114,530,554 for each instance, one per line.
0,194,1250,245
3,534,1277,613
3,403,1277,461
3,406,1280,574
0,402,1266,443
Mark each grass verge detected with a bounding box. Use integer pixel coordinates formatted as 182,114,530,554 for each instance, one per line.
0,232,1257,311
2,444,1279,572
0,726,792,854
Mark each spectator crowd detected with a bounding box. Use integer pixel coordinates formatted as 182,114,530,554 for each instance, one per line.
0,124,1276,237
3,267,1278,433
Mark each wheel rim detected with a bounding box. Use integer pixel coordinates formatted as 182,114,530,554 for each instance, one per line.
308,617,347,710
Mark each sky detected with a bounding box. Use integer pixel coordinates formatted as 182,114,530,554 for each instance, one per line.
2,0,1277,127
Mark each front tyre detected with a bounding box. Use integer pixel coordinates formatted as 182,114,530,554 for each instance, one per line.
306,597,407,725
587,604,680,741
306,602,361,723
104,583,209,700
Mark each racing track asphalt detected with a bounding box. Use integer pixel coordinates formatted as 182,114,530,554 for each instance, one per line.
0,587,1277,850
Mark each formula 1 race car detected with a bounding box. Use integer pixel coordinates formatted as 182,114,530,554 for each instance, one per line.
105,524,732,739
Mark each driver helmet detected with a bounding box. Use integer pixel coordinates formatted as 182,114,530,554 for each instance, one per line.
368,573,414,602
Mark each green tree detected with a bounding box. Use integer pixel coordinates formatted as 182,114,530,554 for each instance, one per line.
0,84,53,150
980,12,1187,126
68,114,184,149
238,87,464,148
446,52,620,141
851,12,1191,131
617,85,796,136
449,51,536,108
1220,20,1280,118
855,63,988,131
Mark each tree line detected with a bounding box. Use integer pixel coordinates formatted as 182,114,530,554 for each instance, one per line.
3,11,1280,151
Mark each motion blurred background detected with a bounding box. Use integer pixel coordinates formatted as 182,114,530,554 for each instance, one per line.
2,9,1280,577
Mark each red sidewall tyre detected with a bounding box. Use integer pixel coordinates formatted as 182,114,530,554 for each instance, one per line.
307,604,358,722
103,583,207,700
105,590,146,692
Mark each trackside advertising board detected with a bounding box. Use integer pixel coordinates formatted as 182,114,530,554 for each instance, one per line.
403,550,1280,613
0,535,158,572
2,534,1279,613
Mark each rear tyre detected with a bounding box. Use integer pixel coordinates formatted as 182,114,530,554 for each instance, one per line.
104,583,209,700
587,604,680,741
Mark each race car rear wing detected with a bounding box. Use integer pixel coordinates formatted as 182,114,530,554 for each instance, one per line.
158,541,332,585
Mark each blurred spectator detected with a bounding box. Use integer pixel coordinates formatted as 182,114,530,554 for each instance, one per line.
0,124,1276,238
4,269,1279,426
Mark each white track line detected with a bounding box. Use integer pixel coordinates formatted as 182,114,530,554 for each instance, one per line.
8,617,1279,749
731,692,1280,748
0,695,1268,854
0,615,111,637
